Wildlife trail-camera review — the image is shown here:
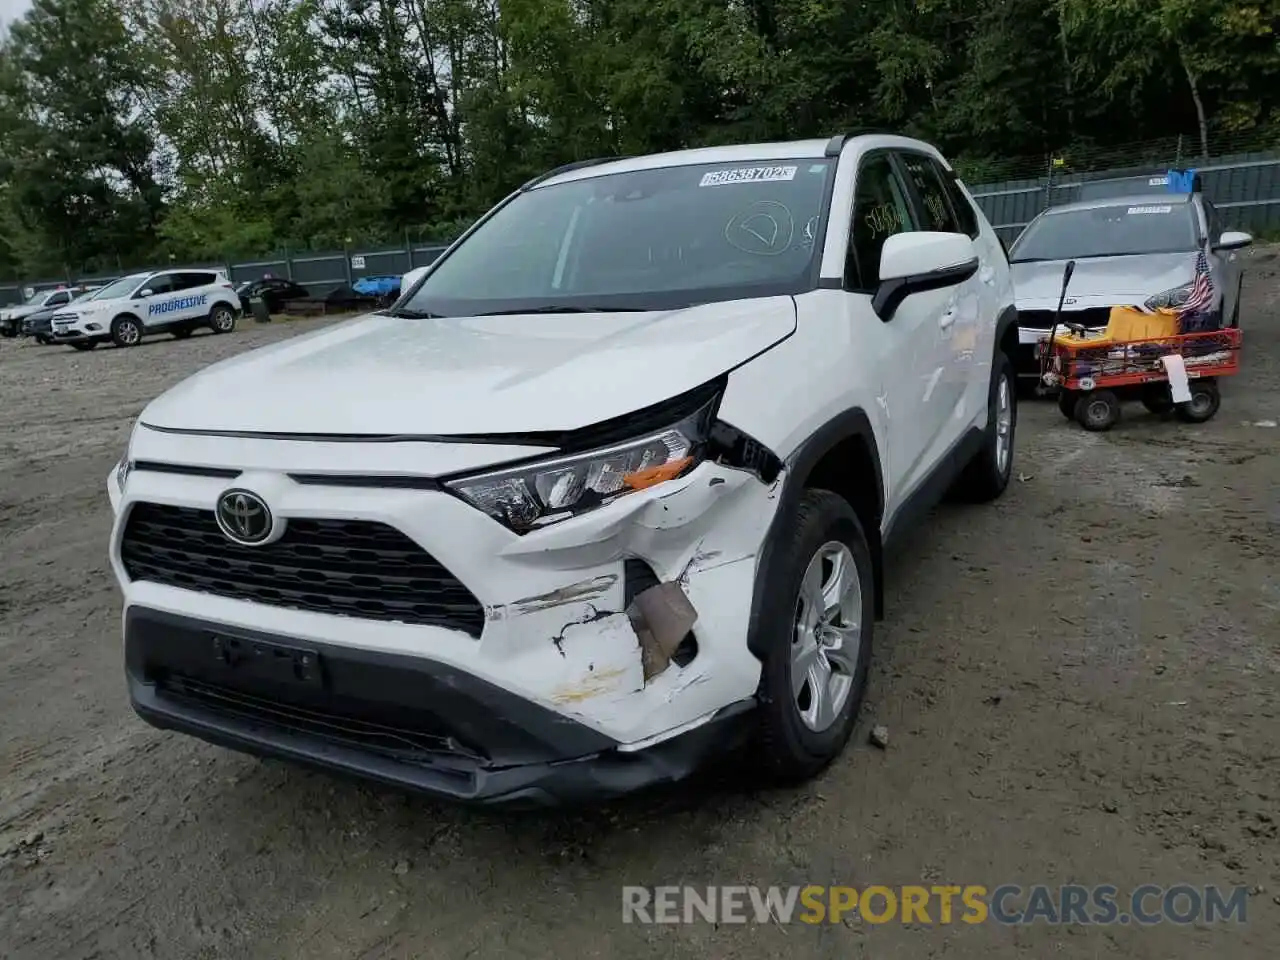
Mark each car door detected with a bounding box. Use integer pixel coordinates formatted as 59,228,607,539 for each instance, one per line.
1202,199,1242,326
845,151,951,504
176,272,217,321
137,273,179,328
894,150,982,442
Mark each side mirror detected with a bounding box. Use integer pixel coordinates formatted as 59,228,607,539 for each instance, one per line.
138,288,154,298
873,232,979,322
400,265,430,296
1214,230,1252,252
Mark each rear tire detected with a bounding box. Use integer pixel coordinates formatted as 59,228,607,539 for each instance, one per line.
951,353,1017,502
110,315,142,348
209,304,236,334
1175,379,1220,423
752,490,874,783
1074,390,1120,431
171,325,193,339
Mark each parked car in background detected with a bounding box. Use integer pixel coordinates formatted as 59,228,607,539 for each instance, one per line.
0,285,93,337
49,269,240,349
23,286,103,343
1009,186,1251,379
351,274,402,306
108,133,1021,806
235,277,310,315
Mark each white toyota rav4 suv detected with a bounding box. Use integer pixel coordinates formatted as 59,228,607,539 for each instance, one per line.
108,134,1019,807
50,268,240,349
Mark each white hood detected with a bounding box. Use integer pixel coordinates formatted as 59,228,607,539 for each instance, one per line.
140,297,798,436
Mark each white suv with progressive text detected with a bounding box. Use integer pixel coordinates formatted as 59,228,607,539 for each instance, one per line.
50,269,240,349
108,134,1020,807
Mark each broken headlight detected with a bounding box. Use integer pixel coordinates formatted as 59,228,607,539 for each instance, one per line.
446,405,713,533
1144,282,1194,311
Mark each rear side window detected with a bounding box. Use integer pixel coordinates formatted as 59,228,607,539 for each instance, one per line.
172,272,216,291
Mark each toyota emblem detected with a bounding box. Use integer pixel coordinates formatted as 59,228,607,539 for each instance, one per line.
215,489,274,545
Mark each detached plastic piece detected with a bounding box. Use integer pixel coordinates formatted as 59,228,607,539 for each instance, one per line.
626,582,698,681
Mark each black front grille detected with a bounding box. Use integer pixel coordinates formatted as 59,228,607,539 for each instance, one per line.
121,502,485,635
1019,307,1114,330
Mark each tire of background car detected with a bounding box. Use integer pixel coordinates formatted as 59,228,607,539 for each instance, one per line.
1057,389,1077,419
35,334,50,345
1175,378,1220,423
171,325,193,339
208,303,236,334
752,489,874,782
1074,390,1120,431
110,315,142,348
70,341,97,351
1141,383,1175,414
950,352,1017,502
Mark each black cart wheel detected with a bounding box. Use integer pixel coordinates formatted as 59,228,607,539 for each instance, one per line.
1057,389,1077,419
1141,384,1175,415
1175,379,1220,423
1074,390,1121,432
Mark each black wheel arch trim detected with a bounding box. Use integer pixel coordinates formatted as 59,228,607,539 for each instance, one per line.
745,406,885,662
995,302,1018,354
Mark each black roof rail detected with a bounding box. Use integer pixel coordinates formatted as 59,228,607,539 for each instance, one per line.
823,129,899,157
521,156,626,190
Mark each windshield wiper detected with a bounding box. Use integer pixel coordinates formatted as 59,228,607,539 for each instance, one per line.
476,305,649,316
387,308,442,319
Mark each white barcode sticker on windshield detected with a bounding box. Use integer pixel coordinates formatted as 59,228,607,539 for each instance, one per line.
699,165,798,187
1127,205,1173,214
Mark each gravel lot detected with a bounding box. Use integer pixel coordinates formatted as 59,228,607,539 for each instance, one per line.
2,261,1278,959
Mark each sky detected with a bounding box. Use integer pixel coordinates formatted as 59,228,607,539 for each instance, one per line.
1,0,30,29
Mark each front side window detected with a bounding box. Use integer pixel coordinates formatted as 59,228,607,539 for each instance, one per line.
46,291,70,306
846,153,920,290
898,152,961,234
1010,203,1199,262
141,274,178,297
398,159,835,317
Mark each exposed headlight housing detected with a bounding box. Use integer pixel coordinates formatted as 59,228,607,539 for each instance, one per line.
446,400,717,533
1144,282,1194,312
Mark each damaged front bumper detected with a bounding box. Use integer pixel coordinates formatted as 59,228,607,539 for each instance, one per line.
126,607,757,807
110,425,785,803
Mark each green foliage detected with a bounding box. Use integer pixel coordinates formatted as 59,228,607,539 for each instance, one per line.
1,0,1279,275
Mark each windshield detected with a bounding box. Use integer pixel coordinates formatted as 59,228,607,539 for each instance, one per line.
398,159,834,316
1010,203,1199,262
23,290,50,305
90,274,148,301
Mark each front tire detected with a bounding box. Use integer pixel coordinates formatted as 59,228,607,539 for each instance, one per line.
110,315,142,348
952,353,1017,502
753,490,874,782
209,304,236,334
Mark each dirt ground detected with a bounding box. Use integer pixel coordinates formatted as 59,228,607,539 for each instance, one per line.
1,262,1278,959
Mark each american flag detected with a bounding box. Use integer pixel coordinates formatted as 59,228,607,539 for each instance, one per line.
1178,250,1216,330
